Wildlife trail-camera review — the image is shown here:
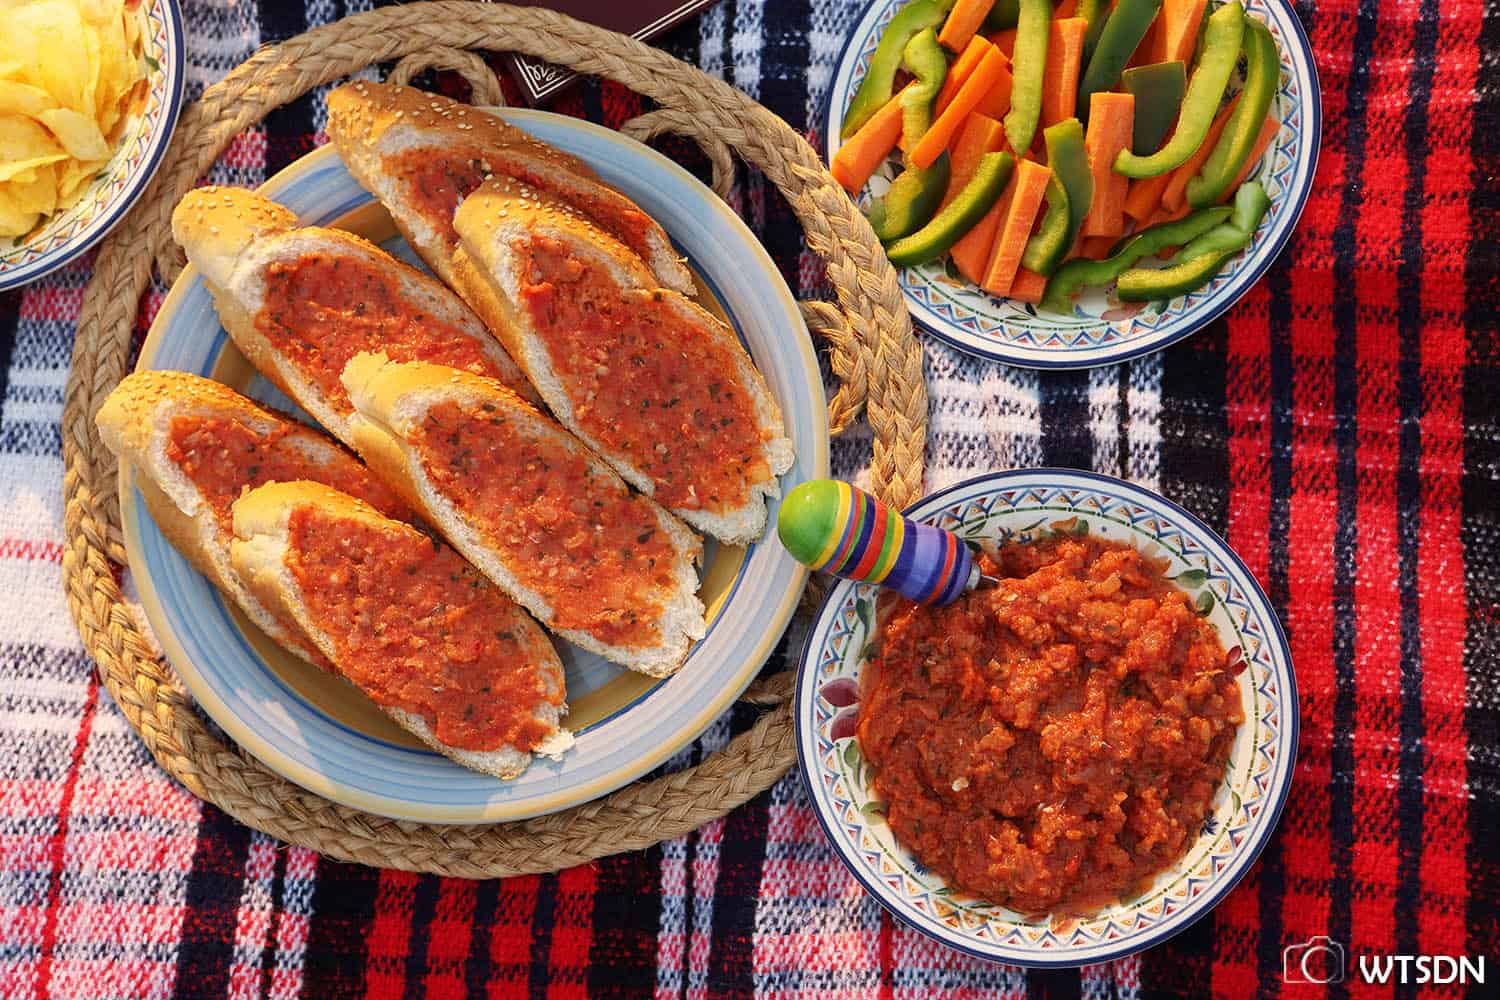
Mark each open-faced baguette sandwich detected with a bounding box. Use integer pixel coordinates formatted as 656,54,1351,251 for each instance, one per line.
447,177,795,544
231,481,572,779
324,80,694,296
171,185,536,450
341,354,706,678
95,370,412,666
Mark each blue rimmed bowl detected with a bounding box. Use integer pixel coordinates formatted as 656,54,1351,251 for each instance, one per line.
795,469,1297,965
124,110,829,823
0,0,186,291
822,0,1321,368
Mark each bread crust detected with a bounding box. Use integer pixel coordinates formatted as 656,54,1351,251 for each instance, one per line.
324,80,695,296
230,480,573,779
451,178,796,544
171,185,537,449
95,370,372,666
341,354,706,678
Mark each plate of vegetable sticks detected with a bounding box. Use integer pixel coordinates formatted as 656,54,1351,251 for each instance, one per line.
823,0,1320,368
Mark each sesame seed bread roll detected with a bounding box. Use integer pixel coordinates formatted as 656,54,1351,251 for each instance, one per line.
448,177,795,545
94,370,413,667
324,80,695,296
231,481,573,779
170,185,536,450
341,353,706,678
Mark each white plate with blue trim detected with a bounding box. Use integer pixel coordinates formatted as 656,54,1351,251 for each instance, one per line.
795,469,1297,965
124,110,829,823
0,0,186,291
822,0,1321,369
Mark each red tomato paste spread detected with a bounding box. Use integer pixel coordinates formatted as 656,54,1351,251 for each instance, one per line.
514,235,769,512
858,536,1244,915
285,506,563,752
255,253,503,413
410,399,679,648
390,148,657,261
166,414,408,532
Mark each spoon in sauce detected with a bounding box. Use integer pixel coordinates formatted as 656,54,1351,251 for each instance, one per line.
776,479,997,606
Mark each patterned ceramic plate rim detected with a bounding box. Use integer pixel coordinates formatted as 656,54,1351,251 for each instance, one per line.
822,0,1322,369
123,111,829,823
795,468,1299,965
0,0,187,291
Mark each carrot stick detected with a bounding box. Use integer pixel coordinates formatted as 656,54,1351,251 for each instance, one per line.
1082,91,1135,237
941,113,1010,208
1161,97,1236,211
989,29,1017,59
939,0,995,52
1222,112,1279,196
1132,19,1162,69
1041,18,1089,128
1079,235,1119,259
1155,0,1210,64
1009,266,1050,303
830,84,912,194
935,36,992,117
952,198,1008,284
909,43,1010,169
982,158,1052,295
1147,202,1190,226
1123,171,1174,223
971,60,1016,119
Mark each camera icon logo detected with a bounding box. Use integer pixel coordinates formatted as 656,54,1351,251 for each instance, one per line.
1283,937,1346,984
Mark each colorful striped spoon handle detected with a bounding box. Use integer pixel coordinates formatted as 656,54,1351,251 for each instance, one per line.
776,480,978,606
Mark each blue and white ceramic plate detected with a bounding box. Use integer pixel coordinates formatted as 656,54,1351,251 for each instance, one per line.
124,111,829,823
823,0,1321,368
0,0,186,291
796,469,1297,965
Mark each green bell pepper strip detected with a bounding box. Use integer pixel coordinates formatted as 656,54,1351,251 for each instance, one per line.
899,29,949,150
1116,247,1238,300
1227,177,1272,232
1169,180,1270,263
984,0,1020,30
1078,0,1108,63
868,154,951,243
1020,119,1093,275
1113,0,1245,178
1122,61,1187,154
840,0,956,139
1020,175,1071,275
1077,0,1164,121
885,152,1016,267
1038,204,1231,312
1185,18,1279,207
1003,0,1052,155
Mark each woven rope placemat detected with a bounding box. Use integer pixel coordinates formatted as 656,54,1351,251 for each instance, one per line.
60,1,928,876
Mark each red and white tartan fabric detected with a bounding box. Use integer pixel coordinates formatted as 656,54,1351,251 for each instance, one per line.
1,0,1497,997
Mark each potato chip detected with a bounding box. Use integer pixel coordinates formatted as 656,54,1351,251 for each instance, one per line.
37,107,110,161
0,161,61,237
0,114,64,162
0,80,61,119
56,156,103,202
11,3,92,115
0,153,68,184
0,0,147,237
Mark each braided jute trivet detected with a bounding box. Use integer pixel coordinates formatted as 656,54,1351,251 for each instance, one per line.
60,2,928,876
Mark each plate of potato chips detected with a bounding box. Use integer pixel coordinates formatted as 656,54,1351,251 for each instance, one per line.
0,0,185,291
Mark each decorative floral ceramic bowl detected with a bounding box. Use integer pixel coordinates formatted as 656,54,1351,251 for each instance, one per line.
823,0,1321,368
795,469,1298,965
0,0,186,291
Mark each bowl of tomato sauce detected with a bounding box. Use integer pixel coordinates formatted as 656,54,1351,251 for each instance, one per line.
794,468,1297,966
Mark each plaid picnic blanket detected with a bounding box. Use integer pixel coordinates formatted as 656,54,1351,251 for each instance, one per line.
2,0,1496,996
